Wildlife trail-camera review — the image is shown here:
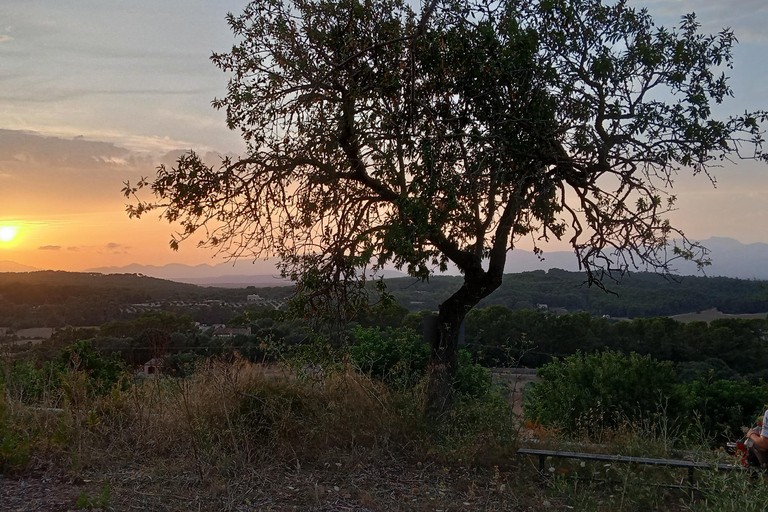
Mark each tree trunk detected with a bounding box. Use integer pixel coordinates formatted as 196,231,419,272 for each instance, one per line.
425,268,503,419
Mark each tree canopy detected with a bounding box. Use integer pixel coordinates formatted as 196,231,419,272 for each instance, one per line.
125,0,766,412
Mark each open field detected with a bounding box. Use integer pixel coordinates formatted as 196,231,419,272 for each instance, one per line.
670,308,768,323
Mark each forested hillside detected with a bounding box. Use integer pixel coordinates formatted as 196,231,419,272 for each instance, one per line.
385,269,768,317
0,271,291,327
1,269,765,328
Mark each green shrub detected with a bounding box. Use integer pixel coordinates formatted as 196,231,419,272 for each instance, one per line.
678,379,768,442
2,360,65,405
59,339,129,396
454,349,494,399
524,351,680,437
0,382,32,474
696,469,768,512
350,326,494,398
350,326,430,388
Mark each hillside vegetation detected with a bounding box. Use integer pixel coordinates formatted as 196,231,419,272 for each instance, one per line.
0,269,766,329
1,273,767,509
386,270,768,317
4,330,768,510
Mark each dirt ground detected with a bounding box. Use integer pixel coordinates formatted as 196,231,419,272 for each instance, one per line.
1,457,549,512
491,369,540,416
1,470,93,512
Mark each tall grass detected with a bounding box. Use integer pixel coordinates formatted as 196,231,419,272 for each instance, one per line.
5,342,760,511
1,352,518,481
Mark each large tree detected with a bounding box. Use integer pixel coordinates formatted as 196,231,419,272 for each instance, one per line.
126,0,766,415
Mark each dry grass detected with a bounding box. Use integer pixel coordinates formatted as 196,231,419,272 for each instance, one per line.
2,357,539,510
3,356,739,511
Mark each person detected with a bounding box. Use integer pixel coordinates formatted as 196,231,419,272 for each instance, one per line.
745,409,768,451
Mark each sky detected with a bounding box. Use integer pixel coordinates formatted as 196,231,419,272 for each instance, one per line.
0,0,766,272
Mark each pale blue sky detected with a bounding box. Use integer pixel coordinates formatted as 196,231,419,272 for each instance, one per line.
1,0,765,152
0,0,248,152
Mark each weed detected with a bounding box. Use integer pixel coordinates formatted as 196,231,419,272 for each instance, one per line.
75,478,111,509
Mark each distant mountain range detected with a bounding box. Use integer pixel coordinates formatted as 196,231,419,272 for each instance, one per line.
86,260,292,287
2,237,766,287
85,237,768,285
0,261,38,273
501,237,768,280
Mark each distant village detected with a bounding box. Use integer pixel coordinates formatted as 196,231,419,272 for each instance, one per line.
0,293,286,347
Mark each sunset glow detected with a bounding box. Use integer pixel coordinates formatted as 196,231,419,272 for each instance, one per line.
0,0,765,274
0,226,19,243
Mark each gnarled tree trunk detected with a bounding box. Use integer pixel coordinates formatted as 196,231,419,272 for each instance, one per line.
426,267,503,418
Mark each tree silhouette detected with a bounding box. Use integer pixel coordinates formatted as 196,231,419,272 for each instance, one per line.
125,0,767,415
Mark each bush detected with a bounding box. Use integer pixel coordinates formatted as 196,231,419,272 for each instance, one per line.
350,326,495,398
1,359,65,405
59,339,129,396
524,351,680,437
454,349,494,399
0,380,32,474
696,469,768,512
350,326,430,388
678,379,768,442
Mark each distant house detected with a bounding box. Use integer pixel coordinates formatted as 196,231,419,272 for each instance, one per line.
212,327,251,339
247,294,262,302
536,304,548,311
140,358,165,378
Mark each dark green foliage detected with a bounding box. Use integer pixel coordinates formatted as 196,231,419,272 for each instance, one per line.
100,312,195,338
678,379,768,442
454,349,494,399
0,384,32,474
1,360,65,404
350,326,494,399
350,327,430,388
0,425,30,475
524,350,768,443
59,339,128,396
463,305,768,381
676,359,742,383
354,302,411,329
524,351,680,436
384,271,768,318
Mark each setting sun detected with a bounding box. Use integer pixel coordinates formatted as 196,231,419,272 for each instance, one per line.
0,226,19,243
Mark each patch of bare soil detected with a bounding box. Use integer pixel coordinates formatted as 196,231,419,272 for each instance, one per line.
0,469,97,512
2,458,546,512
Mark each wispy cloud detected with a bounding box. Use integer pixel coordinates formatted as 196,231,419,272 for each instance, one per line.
104,242,130,254
39,245,61,251
0,129,134,170
635,0,768,42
